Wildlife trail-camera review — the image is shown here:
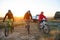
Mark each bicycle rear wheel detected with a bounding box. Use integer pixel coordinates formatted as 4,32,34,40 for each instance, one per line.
25,25,30,34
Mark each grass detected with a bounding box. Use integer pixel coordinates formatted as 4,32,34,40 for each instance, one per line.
0,19,60,40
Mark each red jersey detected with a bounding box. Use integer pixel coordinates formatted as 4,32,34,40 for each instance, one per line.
38,13,47,21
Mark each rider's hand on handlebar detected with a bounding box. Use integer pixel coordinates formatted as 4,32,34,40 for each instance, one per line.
45,19,48,22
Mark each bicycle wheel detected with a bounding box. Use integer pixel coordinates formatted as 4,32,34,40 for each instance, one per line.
5,27,9,37
10,26,14,33
43,25,50,34
26,25,30,34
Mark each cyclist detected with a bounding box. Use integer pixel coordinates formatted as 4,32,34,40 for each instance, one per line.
38,11,47,29
24,10,32,34
3,10,14,36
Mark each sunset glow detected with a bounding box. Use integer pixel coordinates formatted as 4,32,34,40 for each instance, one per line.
0,0,60,17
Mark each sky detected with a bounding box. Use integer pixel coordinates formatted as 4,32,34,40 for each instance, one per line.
0,0,60,17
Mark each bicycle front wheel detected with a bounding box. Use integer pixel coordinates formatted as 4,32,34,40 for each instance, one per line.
5,27,9,37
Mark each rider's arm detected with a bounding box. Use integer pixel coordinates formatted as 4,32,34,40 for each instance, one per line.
13,16,14,22
11,13,14,22
43,15,47,21
24,12,27,20
38,15,41,21
29,13,32,19
30,15,32,19
3,13,8,22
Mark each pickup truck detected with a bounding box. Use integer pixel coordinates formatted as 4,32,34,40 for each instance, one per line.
32,15,39,23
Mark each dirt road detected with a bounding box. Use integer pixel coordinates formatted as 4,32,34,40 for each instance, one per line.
0,23,60,40
0,23,42,40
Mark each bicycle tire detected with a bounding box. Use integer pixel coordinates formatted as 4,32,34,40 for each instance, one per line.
5,27,9,37
26,25,30,34
43,26,50,34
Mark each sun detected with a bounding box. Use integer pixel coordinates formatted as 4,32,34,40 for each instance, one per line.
14,15,23,17
14,13,24,17
15,15,21,17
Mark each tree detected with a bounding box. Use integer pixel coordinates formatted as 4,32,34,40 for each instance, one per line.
54,11,60,20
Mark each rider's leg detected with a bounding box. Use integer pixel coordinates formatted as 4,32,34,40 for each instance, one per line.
27,20,30,34
10,24,14,33
8,19,14,33
44,25,47,30
4,22,9,37
40,22,43,29
26,20,30,34
28,25,30,34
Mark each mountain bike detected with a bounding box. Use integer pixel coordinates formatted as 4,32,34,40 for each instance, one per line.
4,19,14,37
25,20,32,34
39,20,50,34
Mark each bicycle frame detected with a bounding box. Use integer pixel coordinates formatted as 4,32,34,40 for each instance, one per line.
4,19,13,37
39,20,50,34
